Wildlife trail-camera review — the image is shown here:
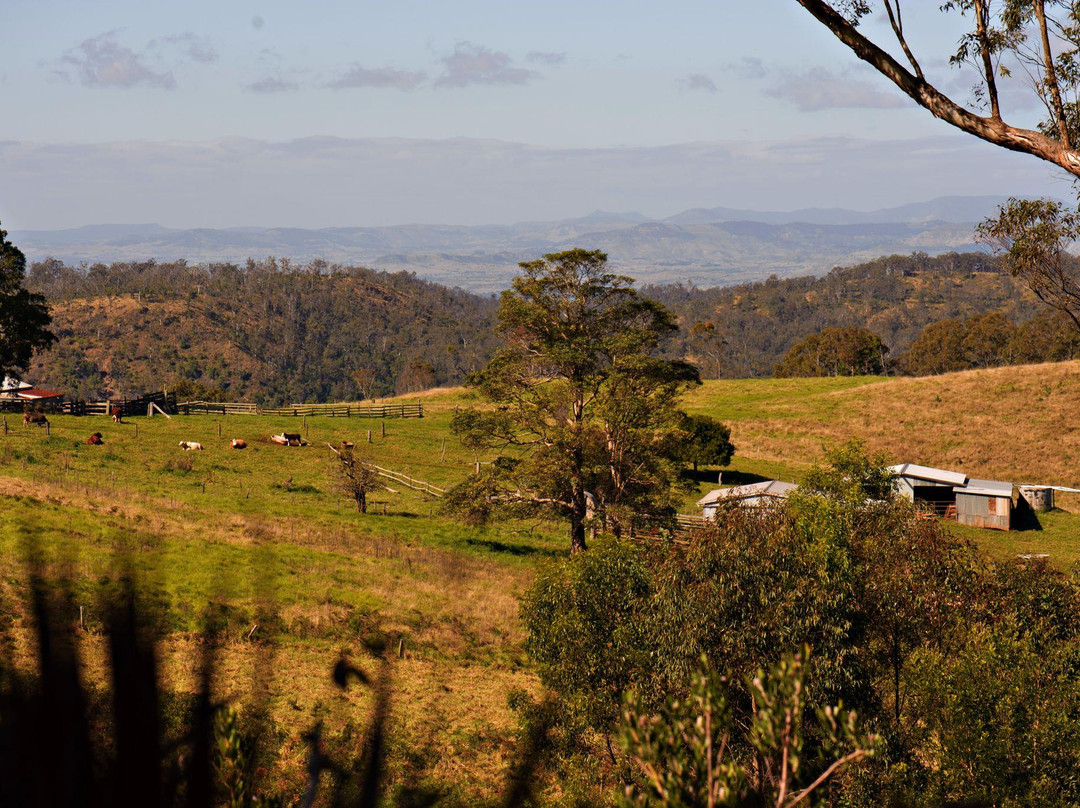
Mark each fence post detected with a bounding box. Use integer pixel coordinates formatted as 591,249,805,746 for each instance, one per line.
304,415,308,437
381,420,386,439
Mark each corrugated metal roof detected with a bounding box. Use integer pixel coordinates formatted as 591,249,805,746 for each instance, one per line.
888,463,968,487
956,478,1013,497
697,480,798,507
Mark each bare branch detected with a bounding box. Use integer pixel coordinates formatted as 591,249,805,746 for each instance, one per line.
1034,0,1072,147
882,0,923,79
971,0,1001,119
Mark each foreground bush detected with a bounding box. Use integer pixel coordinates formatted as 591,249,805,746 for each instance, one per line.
521,444,1080,806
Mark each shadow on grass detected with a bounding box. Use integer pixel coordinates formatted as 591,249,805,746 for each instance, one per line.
464,538,562,558
683,468,770,487
1011,499,1044,533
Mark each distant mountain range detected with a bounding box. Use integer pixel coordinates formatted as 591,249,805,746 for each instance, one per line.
12,195,1010,292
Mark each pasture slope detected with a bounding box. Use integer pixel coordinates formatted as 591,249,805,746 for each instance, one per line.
0,362,1077,800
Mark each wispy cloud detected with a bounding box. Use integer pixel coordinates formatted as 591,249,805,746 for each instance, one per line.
1,134,1062,233
326,65,426,90
245,76,298,94
766,66,906,111
730,56,766,81
679,73,718,93
526,51,566,65
434,42,537,87
149,32,218,64
56,30,217,90
59,30,176,89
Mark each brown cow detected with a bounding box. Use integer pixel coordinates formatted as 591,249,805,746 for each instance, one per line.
87,432,103,445
23,412,48,428
110,404,123,423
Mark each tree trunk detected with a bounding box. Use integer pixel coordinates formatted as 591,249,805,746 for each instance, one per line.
357,489,367,514
570,482,588,553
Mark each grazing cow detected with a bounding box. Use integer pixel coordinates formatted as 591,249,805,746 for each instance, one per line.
23,412,48,428
87,432,103,445
230,439,247,449
271,433,305,446
110,404,123,423
179,441,204,451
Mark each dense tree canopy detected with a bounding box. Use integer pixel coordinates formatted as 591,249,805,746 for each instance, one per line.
522,443,1080,805
896,309,1080,374
24,257,499,402
773,326,889,377
977,197,1080,332
0,225,55,383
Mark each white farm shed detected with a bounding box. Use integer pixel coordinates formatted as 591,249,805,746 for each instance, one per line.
888,463,1013,531
697,480,797,520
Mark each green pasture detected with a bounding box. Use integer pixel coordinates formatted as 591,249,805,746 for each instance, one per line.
680,375,886,422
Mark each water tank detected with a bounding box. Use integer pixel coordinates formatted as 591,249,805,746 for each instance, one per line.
1019,486,1054,513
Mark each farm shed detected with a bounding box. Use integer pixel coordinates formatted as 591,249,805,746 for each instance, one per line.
697,480,797,519
955,479,1013,531
0,376,63,409
889,463,1013,530
887,463,968,518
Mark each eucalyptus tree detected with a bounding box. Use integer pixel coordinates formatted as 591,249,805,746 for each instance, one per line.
450,248,699,552
0,224,54,382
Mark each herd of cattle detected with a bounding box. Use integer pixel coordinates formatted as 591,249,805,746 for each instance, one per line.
20,410,258,451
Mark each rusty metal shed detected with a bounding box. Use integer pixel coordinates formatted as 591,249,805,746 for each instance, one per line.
954,478,1013,531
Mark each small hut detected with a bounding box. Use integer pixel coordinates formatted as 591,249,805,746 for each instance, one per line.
955,478,1013,531
697,480,797,520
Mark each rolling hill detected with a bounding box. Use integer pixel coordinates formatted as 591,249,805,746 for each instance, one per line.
11,196,1005,293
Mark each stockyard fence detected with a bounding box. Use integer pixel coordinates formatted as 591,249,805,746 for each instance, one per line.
179,400,424,418
2,391,177,416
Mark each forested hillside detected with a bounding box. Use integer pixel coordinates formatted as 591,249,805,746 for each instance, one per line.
649,251,1045,377
25,258,499,403
22,251,1067,401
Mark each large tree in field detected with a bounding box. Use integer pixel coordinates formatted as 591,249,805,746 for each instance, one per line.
0,224,55,382
450,248,699,553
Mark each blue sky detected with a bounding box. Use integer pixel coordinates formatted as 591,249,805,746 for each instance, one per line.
1,0,1068,228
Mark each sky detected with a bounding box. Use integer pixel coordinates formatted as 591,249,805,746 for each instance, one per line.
0,0,1071,229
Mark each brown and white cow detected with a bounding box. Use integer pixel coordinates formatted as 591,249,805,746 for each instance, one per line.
87,432,103,445
110,404,123,423
23,412,48,428
230,439,247,449
179,441,204,451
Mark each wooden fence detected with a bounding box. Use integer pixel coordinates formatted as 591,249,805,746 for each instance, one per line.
64,391,177,417
179,400,423,419
370,464,445,497
0,391,179,417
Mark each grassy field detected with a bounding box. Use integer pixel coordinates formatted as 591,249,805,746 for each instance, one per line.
2,362,1079,800
679,363,1080,565
0,403,566,801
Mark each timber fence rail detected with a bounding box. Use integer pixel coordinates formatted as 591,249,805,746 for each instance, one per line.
370,464,445,497
57,391,177,417
179,400,423,418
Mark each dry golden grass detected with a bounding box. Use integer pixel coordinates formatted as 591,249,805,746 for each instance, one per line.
684,362,1080,487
